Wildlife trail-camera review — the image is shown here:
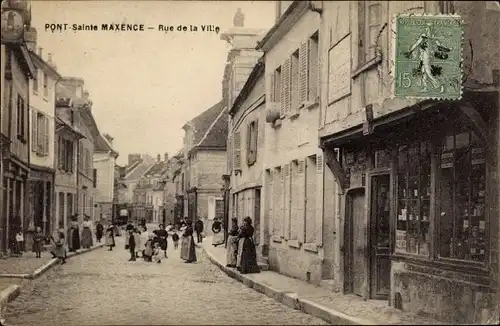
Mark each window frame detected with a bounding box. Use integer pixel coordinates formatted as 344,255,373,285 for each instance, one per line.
16,94,25,139
246,120,258,166
33,68,39,93
43,72,49,98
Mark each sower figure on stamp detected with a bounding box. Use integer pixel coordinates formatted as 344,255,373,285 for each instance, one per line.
403,23,451,94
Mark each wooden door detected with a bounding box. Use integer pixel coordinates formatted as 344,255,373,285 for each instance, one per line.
346,188,367,297
370,174,391,299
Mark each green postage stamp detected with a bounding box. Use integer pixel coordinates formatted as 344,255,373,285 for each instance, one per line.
393,14,463,100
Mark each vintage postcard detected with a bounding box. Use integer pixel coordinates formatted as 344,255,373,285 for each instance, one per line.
0,1,499,326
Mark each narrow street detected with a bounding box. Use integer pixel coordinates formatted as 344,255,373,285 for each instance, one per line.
3,237,328,325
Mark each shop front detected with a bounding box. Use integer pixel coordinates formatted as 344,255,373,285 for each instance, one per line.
28,166,54,235
322,91,498,323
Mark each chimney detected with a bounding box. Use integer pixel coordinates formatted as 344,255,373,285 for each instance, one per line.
38,47,43,58
103,133,114,145
157,154,161,162
47,52,57,71
164,152,169,162
24,27,37,52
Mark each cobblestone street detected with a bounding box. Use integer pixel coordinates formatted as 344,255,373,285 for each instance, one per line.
3,238,329,325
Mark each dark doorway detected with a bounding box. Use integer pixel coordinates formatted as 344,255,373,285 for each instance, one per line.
344,187,367,297
254,188,261,246
370,174,391,299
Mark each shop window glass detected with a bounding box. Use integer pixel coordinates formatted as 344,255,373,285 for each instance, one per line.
395,141,431,255
373,148,391,169
438,130,486,262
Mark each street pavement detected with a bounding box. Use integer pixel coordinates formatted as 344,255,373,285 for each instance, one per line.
3,236,329,325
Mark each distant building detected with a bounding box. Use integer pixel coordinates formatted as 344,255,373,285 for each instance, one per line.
93,133,118,222
181,100,227,234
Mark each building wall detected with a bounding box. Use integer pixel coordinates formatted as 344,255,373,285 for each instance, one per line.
152,189,163,223
29,64,56,169
261,8,324,284
76,110,95,222
318,0,500,322
93,153,115,203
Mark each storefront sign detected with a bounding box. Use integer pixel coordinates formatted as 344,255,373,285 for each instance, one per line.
1,9,25,43
440,152,454,168
119,209,128,216
471,148,485,165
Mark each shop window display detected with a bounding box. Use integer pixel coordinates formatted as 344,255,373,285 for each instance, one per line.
396,141,431,255
439,131,486,263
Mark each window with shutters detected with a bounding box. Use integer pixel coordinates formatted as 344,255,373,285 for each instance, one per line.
271,66,282,104
33,68,38,93
59,137,74,173
439,0,455,14
290,160,304,241
246,120,258,166
359,1,382,63
233,131,242,172
266,169,274,233
291,50,300,114
305,155,317,243
280,59,291,118
16,95,26,139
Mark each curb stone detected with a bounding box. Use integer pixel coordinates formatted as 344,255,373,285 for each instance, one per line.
0,284,20,311
0,244,105,280
197,243,376,326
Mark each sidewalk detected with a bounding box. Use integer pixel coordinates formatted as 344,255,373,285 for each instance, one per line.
196,236,444,325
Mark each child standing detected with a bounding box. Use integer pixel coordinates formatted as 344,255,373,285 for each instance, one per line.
15,230,24,255
152,242,162,263
127,229,136,261
32,226,45,258
143,235,153,262
133,228,141,258
172,231,180,250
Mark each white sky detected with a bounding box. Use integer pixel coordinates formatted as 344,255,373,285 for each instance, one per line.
30,0,275,165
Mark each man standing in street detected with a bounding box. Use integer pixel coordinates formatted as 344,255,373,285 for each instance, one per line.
194,218,204,243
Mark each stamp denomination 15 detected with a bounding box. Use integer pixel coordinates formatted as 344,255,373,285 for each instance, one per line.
394,14,463,100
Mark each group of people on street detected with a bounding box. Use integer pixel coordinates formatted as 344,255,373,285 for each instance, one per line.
226,216,260,274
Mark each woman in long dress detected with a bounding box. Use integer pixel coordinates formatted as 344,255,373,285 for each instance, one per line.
67,217,81,252
236,216,260,274
211,217,224,247
180,220,197,263
104,222,115,251
81,216,93,249
226,218,239,267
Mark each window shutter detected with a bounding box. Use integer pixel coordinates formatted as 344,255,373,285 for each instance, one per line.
308,38,319,102
246,123,251,165
31,109,38,152
317,155,323,173
43,116,49,155
253,119,259,157
280,59,291,117
233,131,241,171
58,138,64,169
269,73,275,102
299,42,309,104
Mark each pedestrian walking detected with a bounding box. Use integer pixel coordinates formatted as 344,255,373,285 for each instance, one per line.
143,234,153,262
172,231,180,250
96,221,104,243
134,228,141,258
32,226,45,258
180,219,197,263
152,242,162,263
154,224,169,258
105,222,115,251
67,216,81,253
226,217,239,268
81,216,93,249
236,216,260,274
194,218,204,243
127,229,136,261
125,220,134,233
211,217,224,247
50,227,67,264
